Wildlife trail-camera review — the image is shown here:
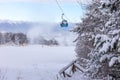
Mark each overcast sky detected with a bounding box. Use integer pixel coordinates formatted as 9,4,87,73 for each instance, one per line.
0,0,90,23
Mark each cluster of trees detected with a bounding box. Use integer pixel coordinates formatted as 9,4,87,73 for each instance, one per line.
73,0,120,79
0,32,59,46
43,39,59,46
0,32,28,45
32,36,59,46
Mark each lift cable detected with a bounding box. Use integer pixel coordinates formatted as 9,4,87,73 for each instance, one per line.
55,0,71,22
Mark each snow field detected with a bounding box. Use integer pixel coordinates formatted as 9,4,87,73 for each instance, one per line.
0,45,76,80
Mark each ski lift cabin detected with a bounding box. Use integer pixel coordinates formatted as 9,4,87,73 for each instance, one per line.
60,13,68,27
60,19,68,27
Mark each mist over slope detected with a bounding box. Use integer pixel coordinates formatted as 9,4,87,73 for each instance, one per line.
0,20,76,46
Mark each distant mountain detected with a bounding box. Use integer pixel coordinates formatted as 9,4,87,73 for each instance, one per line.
0,20,33,33
0,20,75,32
0,20,76,46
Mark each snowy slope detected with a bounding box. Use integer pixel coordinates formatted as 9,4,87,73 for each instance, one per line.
0,45,76,67
0,45,76,80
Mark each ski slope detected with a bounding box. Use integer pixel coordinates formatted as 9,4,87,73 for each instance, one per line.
0,45,76,80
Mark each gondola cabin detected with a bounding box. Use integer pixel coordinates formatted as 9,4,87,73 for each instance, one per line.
60,19,68,27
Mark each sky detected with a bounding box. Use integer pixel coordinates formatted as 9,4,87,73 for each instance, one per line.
0,0,89,23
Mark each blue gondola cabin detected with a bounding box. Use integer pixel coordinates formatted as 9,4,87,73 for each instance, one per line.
60,19,68,27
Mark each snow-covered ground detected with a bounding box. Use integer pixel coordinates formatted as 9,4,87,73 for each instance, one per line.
0,45,77,80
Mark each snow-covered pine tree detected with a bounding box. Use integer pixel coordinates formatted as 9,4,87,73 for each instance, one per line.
4,32,13,44
74,0,120,79
12,33,28,45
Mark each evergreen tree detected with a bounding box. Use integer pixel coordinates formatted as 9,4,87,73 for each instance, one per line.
74,0,120,79
12,33,28,45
